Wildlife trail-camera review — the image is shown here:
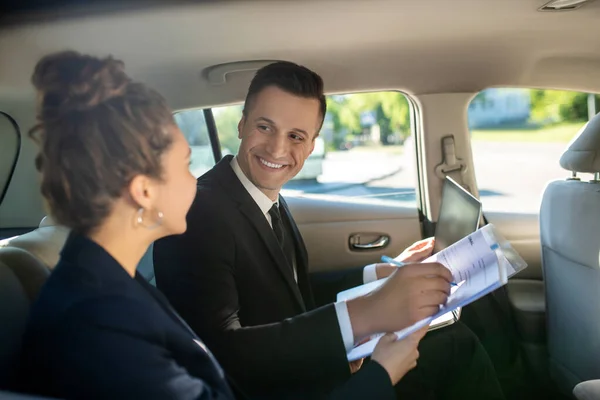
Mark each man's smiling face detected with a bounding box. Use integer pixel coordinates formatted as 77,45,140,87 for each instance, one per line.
236,85,321,200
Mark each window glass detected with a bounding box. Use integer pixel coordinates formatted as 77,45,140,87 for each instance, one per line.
173,109,216,178
468,88,597,213
213,92,417,207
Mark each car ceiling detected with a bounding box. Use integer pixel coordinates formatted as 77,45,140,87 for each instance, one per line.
1,0,600,112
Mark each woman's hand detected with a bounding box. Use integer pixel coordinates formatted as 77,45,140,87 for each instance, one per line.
371,327,428,385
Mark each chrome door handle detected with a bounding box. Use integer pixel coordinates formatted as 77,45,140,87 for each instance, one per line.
349,234,390,251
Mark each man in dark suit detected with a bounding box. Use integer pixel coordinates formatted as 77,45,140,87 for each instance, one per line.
154,62,504,400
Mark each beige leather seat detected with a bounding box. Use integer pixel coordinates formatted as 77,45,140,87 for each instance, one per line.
0,216,70,270
0,216,68,393
540,113,600,396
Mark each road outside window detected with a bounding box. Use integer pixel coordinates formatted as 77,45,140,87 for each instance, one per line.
469,89,597,213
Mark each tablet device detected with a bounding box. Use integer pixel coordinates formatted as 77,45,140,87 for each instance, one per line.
433,177,482,254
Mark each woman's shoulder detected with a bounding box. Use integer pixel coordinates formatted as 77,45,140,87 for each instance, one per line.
64,293,164,335
30,268,163,341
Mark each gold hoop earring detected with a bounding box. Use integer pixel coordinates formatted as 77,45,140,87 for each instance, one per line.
136,207,163,230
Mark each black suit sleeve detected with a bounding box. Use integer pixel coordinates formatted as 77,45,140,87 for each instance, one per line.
327,362,396,400
154,196,354,395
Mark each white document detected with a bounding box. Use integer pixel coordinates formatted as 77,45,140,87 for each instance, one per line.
337,224,527,362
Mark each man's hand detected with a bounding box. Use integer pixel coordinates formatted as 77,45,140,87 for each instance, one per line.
373,237,436,280
396,237,435,263
374,264,399,280
347,262,452,340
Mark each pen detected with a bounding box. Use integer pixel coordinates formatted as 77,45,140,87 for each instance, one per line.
381,255,458,286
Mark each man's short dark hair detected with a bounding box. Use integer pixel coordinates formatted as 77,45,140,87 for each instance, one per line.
243,61,327,133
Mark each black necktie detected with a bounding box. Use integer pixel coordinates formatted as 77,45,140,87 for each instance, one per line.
269,204,285,248
269,203,297,278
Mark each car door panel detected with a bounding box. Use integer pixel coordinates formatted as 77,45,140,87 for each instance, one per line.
285,195,421,273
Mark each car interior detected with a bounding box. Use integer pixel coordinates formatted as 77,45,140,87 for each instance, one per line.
1,0,600,398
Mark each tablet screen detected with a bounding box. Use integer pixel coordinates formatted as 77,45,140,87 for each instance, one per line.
433,177,482,254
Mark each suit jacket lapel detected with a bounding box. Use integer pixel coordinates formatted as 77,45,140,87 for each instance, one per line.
237,202,305,309
135,275,227,378
213,156,305,310
135,274,200,339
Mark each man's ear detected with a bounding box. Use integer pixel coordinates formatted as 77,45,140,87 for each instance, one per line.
237,116,246,139
128,174,154,211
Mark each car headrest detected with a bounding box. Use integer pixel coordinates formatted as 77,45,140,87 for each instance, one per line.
0,217,69,270
0,247,50,301
560,112,600,173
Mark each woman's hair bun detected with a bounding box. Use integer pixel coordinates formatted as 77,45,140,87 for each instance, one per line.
32,50,130,114
29,50,175,234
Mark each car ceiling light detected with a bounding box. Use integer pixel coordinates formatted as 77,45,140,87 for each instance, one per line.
538,0,596,11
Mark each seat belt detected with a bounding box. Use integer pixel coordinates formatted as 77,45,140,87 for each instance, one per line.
434,135,470,192
434,135,490,227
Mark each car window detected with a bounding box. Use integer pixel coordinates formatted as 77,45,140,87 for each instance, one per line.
468,88,597,213
173,109,216,178
212,91,417,207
